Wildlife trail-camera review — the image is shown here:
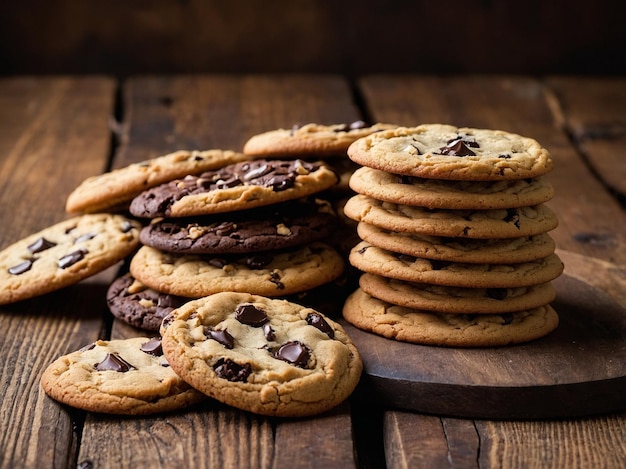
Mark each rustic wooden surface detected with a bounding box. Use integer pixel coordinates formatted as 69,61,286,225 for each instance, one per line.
0,74,625,468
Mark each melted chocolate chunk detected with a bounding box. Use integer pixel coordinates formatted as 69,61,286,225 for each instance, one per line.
74,232,97,244
438,136,479,157
504,209,521,229
245,254,272,269
234,303,268,327
79,342,96,352
273,341,310,367
8,259,33,275
27,237,56,253
206,328,234,349
263,323,276,341
214,358,251,382
95,353,135,372
140,338,163,356
58,249,88,269
306,312,334,338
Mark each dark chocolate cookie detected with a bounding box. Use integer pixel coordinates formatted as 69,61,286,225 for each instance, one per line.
139,198,338,254
107,273,189,331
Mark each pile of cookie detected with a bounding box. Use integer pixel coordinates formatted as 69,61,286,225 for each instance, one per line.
342,124,564,347
1,123,394,418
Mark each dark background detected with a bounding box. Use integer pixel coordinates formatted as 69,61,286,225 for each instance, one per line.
1,0,625,77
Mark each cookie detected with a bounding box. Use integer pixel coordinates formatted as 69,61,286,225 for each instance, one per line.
106,273,189,331
139,198,337,254
356,223,556,264
358,273,556,314
0,214,141,305
350,242,563,288
129,159,339,218
129,243,345,298
347,124,553,181
160,292,362,417
243,121,397,158
40,337,206,415
66,149,251,214
342,288,559,347
343,194,558,239
349,166,555,209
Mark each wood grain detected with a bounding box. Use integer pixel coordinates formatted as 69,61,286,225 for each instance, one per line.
0,77,115,469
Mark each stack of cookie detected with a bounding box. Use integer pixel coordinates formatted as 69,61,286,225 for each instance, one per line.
124,158,346,312
342,124,564,347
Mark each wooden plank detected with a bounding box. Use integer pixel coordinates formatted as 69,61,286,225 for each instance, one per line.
357,74,626,265
78,74,363,468
475,415,626,468
545,76,626,198
0,76,116,468
384,412,479,468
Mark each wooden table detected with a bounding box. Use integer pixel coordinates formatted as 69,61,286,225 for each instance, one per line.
1,75,625,468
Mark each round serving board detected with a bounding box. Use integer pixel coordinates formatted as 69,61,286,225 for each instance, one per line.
342,274,626,419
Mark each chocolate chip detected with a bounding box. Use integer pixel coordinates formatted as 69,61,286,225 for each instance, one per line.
306,312,334,338
269,271,285,290
234,303,268,327
140,338,163,356
95,353,135,372
208,258,228,268
487,288,509,300
498,154,512,159
504,209,521,229
263,323,276,341
8,259,33,275
501,313,514,325
358,245,370,255
27,237,56,253
273,341,310,367
79,342,96,352
439,138,476,157
245,254,271,269
430,260,451,270
77,460,94,469
206,328,234,349
58,249,88,269
121,221,134,233
156,294,186,315
74,232,97,244
214,358,251,382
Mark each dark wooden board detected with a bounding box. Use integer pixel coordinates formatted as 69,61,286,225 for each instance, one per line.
344,274,626,419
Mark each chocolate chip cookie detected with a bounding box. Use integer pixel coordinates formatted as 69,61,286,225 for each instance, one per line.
41,337,206,414
243,122,397,158
129,159,339,218
160,292,362,416
66,149,251,214
129,243,345,298
347,124,553,180
0,214,141,305
342,288,559,347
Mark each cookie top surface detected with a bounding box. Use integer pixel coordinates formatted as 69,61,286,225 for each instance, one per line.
349,166,555,209
129,159,339,218
129,243,345,298
160,292,362,417
347,124,553,181
350,241,563,288
358,273,556,314
357,223,556,264
40,337,206,415
343,194,559,239
243,122,398,157
66,149,251,214
139,198,338,254
342,288,559,347
0,214,141,305
107,273,189,331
